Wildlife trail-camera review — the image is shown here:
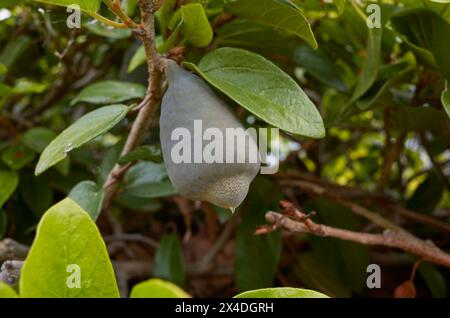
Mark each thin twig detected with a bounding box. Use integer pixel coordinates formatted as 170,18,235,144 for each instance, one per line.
260,202,450,269
102,0,164,211
104,233,159,249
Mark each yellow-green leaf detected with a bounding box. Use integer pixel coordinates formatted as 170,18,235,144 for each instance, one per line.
20,198,120,298
130,279,190,298
0,282,18,298
234,287,329,298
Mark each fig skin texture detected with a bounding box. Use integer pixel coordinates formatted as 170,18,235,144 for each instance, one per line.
160,61,260,209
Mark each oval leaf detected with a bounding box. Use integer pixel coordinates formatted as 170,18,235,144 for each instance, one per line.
0,170,19,208
122,162,176,199
185,47,325,138
0,282,18,298
181,4,213,48
225,0,317,49
442,80,450,118
234,287,329,298
153,234,186,287
33,0,102,13
69,181,105,221
35,105,129,176
20,198,120,298
130,279,190,298
71,81,145,105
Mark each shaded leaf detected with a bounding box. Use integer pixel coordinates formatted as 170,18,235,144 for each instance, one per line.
225,0,317,49
418,262,447,298
0,170,19,208
19,172,53,217
121,162,176,199
69,181,104,221
235,178,282,292
390,9,450,81
294,44,347,92
442,80,450,118
153,234,186,287
1,144,35,170
0,210,6,239
71,81,145,105
293,252,351,298
118,145,163,165
181,4,213,48
350,27,382,103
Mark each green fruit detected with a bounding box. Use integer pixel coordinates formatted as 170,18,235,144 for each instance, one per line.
160,61,260,209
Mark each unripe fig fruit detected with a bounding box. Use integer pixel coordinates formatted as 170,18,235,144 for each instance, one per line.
160,60,260,209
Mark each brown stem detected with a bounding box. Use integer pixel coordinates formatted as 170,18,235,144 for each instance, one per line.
102,0,164,211
261,202,450,269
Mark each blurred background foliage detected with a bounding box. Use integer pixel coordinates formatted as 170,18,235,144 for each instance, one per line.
0,0,449,297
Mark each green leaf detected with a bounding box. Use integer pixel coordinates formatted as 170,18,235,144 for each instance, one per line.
234,287,329,298
407,170,444,215
216,20,296,58
127,37,164,73
356,60,415,110
235,178,282,292
122,162,176,199
13,78,48,95
0,282,18,298
225,0,318,49
153,234,186,287
294,44,347,92
389,107,450,139
305,198,369,293
390,9,450,81
0,35,31,82
293,252,351,298
35,105,129,176
334,0,347,14
20,198,120,298
128,46,147,73
23,127,70,175
19,173,53,217
116,193,162,212
71,81,145,105
0,210,7,239
350,27,382,103
33,0,102,13
118,145,163,165
185,47,325,138
130,278,190,298
1,144,35,170
0,170,19,208
418,262,447,298
156,0,177,32
442,80,450,118
69,181,105,221
181,4,213,48
23,127,57,153
86,21,132,39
